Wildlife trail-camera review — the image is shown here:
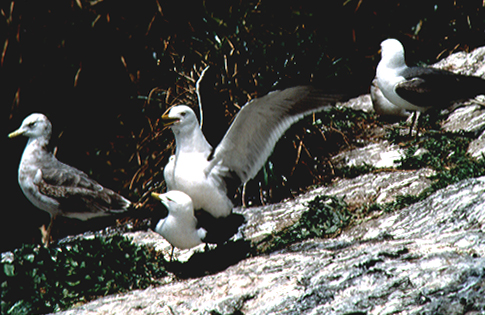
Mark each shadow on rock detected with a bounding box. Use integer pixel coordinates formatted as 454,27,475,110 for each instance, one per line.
166,239,252,278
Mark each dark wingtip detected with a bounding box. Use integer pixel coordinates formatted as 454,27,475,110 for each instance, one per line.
195,210,246,244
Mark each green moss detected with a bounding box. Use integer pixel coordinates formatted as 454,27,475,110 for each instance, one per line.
429,152,485,191
314,106,374,135
368,132,485,213
259,195,350,253
361,194,424,216
1,235,166,315
397,133,485,192
335,163,376,179
398,134,471,170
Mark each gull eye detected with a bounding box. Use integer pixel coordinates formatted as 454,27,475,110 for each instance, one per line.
180,112,187,117
27,122,36,128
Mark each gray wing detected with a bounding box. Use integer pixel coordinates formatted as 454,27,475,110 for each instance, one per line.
37,158,131,218
397,67,485,108
210,85,347,183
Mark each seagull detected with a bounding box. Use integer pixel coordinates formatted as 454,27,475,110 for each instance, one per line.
370,78,411,119
376,38,485,132
151,191,207,259
162,83,348,224
9,113,132,246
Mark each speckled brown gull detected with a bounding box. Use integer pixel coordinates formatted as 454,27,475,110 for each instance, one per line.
9,113,131,246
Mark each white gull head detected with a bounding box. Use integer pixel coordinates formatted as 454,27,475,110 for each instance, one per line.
163,105,200,136
378,38,407,71
155,190,194,217
152,190,207,250
8,113,52,143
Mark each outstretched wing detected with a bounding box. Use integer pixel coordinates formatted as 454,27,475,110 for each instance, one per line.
210,86,347,184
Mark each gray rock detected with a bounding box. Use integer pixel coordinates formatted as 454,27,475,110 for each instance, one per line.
338,93,373,113
432,46,485,77
331,141,406,169
57,176,485,315
442,104,485,134
469,131,485,159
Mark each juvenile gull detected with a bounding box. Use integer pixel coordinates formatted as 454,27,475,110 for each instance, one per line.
9,113,132,246
376,38,485,131
162,84,348,226
151,191,207,257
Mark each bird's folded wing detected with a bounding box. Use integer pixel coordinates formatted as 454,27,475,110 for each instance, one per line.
38,162,131,216
397,68,485,108
40,160,101,189
211,86,347,183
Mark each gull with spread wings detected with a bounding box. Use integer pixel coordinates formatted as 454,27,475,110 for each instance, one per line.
158,69,351,247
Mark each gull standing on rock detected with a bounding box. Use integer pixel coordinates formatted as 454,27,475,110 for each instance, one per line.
161,75,350,234
151,191,207,258
376,38,485,133
9,113,132,246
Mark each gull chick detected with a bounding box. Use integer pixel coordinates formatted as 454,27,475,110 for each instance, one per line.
9,113,132,246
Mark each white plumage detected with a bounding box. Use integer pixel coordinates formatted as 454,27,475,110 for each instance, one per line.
376,38,485,113
151,191,207,250
163,83,347,219
370,78,411,118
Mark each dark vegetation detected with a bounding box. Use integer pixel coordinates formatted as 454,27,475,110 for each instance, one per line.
2,1,485,313
257,195,351,253
1,235,166,314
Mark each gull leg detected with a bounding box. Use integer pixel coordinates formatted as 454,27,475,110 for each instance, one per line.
241,182,247,207
39,224,48,245
169,245,175,262
408,111,421,137
41,215,55,247
414,111,422,139
408,112,416,136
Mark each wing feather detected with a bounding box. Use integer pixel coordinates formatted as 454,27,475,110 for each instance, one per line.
36,159,131,219
397,67,485,108
212,86,347,183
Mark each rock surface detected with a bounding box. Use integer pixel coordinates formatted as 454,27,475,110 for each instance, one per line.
56,47,485,314
57,176,485,315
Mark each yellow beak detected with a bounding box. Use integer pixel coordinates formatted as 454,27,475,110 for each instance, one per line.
151,192,162,200
8,129,23,138
161,114,180,127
